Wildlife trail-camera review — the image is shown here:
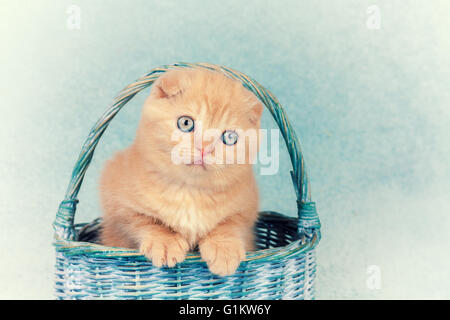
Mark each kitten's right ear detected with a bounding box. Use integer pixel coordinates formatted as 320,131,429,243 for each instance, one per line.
150,70,187,99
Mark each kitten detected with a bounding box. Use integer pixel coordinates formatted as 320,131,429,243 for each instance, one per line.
99,68,263,276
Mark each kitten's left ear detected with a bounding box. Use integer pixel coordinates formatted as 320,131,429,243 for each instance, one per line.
150,70,188,99
248,101,263,125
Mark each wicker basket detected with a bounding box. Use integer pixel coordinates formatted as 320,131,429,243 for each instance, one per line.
53,62,321,300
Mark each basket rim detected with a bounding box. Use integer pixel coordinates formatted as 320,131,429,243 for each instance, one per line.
54,233,318,263
54,211,319,264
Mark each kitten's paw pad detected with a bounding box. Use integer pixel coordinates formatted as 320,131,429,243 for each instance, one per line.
140,234,189,268
199,238,245,276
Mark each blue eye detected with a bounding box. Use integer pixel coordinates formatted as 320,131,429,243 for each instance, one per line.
177,116,194,132
222,130,238,145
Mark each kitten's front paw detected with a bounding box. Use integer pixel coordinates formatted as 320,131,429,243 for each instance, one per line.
199,237,246,276
139,233,189,268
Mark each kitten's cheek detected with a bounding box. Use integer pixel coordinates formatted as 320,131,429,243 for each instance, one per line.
203,154,215,166
248,149,258,164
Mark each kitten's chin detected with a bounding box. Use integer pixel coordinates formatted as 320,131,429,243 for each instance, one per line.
186,163,208,170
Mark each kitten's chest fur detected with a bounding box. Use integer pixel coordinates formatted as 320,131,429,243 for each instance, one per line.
136,178,242,246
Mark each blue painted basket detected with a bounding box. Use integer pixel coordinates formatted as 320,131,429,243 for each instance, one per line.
53,62,321,300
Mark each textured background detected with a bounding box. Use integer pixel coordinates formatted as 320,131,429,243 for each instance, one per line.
1,0,449,299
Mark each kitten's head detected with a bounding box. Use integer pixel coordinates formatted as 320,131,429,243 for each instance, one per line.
135,69,263,189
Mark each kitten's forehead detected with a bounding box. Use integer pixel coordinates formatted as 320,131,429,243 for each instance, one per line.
183,100,245,128
145,69,262,129
180,70,256,128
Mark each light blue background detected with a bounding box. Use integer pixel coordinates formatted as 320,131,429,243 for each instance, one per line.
1,0,449,299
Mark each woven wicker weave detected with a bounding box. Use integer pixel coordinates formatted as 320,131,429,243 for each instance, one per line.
53,62,321,300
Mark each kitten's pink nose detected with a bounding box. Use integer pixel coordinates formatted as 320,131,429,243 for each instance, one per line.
194,144,214,164
195,143,214,155
195,147,209,160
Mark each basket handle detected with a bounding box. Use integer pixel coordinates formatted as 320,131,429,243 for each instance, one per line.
53,62,321,241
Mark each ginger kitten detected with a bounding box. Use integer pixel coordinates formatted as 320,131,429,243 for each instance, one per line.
99,68,263,276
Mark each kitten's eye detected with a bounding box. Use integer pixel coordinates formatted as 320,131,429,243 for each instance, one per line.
222,130,238,145
177,116,194,132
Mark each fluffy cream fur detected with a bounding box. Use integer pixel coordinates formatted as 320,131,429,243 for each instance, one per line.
99,69,263,276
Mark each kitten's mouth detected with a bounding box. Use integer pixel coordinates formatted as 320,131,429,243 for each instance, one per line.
186,162,207,170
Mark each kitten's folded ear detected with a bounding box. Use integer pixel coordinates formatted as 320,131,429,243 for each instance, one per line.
248,100,263,125
150,70,189,99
